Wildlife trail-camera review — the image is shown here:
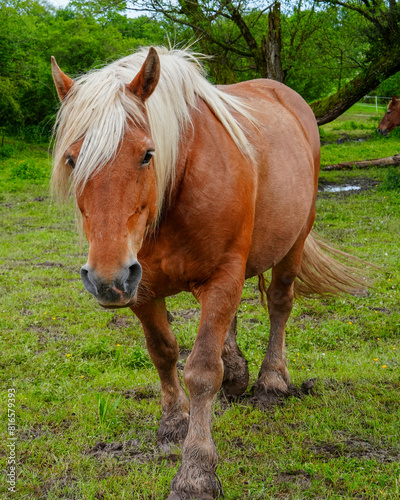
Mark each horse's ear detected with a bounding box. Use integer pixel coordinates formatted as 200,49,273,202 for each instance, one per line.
127,47,160,102
51,56,74,101
392,95,398,103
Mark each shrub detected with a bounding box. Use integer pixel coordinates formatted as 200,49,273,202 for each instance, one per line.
0,145,15,159
10,161,48,180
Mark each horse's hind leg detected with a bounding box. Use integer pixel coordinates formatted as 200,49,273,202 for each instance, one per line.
254,240,305,404
220,315,249,399
131,298,190,444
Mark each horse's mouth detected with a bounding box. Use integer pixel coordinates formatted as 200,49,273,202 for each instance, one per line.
98,296,137,309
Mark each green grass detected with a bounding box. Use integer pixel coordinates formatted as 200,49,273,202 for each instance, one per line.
0,109,399,499
319,102,400,166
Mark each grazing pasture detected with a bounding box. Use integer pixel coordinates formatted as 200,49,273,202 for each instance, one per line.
1,105,400,499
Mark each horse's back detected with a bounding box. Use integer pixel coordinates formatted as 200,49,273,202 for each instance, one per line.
221,78,320,166
221,79,321,276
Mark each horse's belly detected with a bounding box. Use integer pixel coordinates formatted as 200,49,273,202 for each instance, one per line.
245,145,316,278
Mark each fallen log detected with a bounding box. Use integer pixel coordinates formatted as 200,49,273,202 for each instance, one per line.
322,154,400,171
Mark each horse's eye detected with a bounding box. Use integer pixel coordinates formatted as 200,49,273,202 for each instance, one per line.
387,110,391,115
66,156,75,169
141,150,154,166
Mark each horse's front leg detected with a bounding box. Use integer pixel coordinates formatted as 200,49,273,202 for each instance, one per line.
169,265,245,500
131,298,190,444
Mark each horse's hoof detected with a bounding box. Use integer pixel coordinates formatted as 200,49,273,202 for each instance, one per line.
157,413,189,444
168,492,220,500
220,355,249,399
170,464,224,499
252,369,305,408
252,369,291,407
167,493,216,500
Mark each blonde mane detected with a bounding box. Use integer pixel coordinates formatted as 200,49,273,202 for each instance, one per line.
51,47,255,223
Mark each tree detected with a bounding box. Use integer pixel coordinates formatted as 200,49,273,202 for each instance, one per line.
0,0,166,132
310,0,400,123
116,0,400,123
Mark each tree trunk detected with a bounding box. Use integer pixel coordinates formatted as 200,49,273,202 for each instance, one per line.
263,1,284,82
311,47,400,125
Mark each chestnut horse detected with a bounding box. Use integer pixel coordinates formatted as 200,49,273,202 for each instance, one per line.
378,95,400,135
51,47,362,499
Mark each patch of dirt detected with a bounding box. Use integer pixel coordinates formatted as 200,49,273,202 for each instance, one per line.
155,453,181,465
21,308,33,316
368,306,391,313
107,315,132,329
29,325,62,343
323,379,355,392
84,438,179,465
230,437,253,452
179,349,191,360
293,312,325,327
176,349,191,370
318,176,379,196
84,439,141,459
40,474,78,498
123,387,157,400
247,317,262,324
320,134,371,146
19,424,49,441
277,470,313,488
170,308,200,323
309,432,400,463
240,297,260,305
47,418,72,432
35,261,65,268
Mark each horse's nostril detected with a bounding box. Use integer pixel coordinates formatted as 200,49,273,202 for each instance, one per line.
80,265,98,296
124,261,142,293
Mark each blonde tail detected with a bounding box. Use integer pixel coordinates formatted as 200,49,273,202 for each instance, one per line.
294,231,371,297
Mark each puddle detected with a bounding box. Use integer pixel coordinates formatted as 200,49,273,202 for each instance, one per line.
319,184,361,193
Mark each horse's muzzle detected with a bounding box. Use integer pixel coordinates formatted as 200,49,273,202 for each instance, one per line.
80,260,142,307
377,128,388,136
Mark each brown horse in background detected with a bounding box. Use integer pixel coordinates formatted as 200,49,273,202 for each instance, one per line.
51,47,364,499
378,95,400,135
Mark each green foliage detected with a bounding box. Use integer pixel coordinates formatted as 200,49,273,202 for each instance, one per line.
381,167,400,191
10,160,48,180
96,393,121,427
6,124,52,143
0,76,22,123
283,7,370,102
0,0,167,132
125,346,153,369
375,71,400,98
1,0,399,135
0,144,15,159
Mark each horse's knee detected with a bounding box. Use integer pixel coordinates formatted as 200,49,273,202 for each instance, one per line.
184,351,224,398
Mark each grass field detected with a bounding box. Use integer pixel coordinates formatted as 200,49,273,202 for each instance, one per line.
0,104,399,499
